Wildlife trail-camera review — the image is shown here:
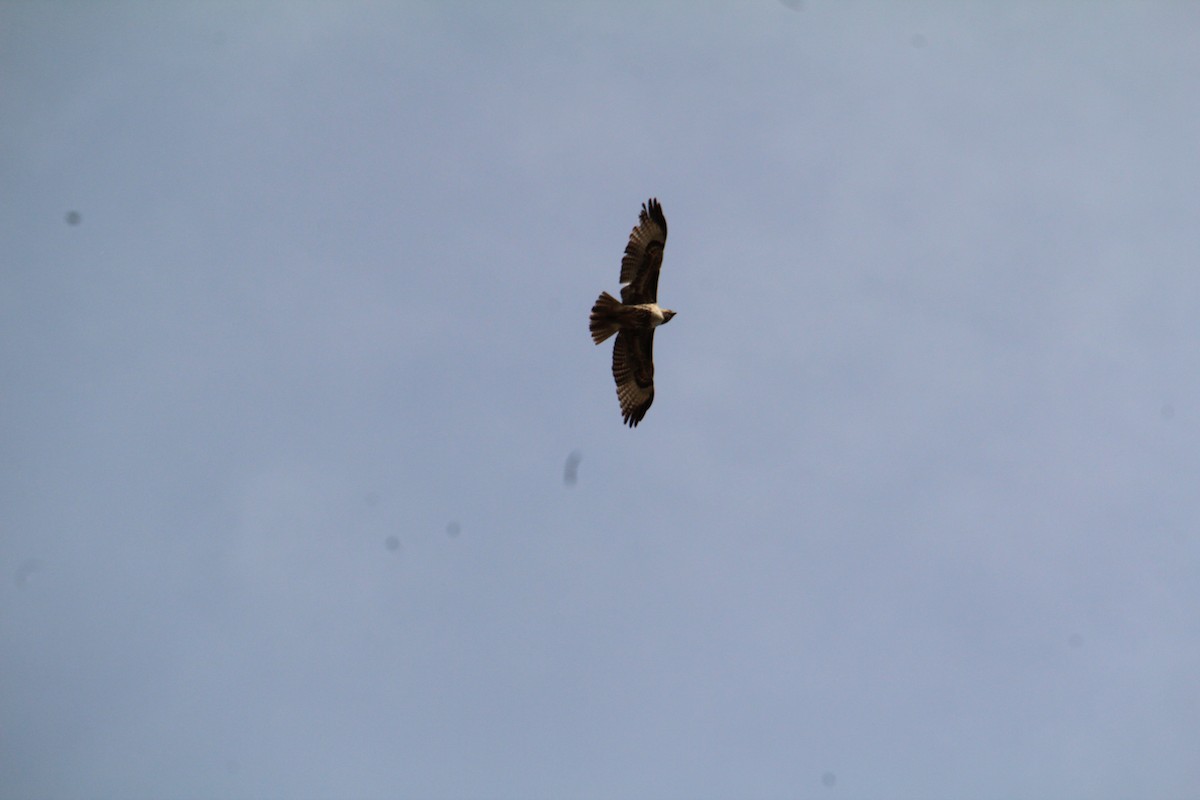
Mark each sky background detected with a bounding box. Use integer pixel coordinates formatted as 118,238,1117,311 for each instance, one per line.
3,2,1199,798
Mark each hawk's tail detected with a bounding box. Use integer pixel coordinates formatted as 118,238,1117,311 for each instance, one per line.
589,292,622,344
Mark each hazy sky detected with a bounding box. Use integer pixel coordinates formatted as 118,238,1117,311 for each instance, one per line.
3,3,1199,798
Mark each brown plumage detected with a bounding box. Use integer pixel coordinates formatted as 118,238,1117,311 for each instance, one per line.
589,199,676,427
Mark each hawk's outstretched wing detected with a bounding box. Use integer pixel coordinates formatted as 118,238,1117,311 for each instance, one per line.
619,198,668,304
612,329,655,427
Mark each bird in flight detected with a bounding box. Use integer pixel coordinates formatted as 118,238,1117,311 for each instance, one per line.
589,198,676,427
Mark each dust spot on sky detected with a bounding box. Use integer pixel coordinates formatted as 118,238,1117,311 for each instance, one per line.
778,0,803,11
65,210,81,225
365,491,380,507
14,558,43,588
1161,403,1175,420
563,450,583,486
821,771,837,788
1068,633,1084,649
910,33,927,48
384,535,400,552
446,521,461,537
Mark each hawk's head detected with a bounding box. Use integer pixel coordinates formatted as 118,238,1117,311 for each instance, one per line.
662,309,677,324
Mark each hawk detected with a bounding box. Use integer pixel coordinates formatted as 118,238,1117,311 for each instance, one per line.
589,198,676,427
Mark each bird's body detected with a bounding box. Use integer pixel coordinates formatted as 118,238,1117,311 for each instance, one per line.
632,303,672,327
589,298,671,342
589,199,676,427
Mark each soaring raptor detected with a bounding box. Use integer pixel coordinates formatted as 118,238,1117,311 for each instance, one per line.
589,198,676,427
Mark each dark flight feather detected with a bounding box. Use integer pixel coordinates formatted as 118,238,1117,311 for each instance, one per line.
619,198,668,304
612,329,656,427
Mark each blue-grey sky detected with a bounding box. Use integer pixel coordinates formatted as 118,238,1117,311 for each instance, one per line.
3,3,1199,798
